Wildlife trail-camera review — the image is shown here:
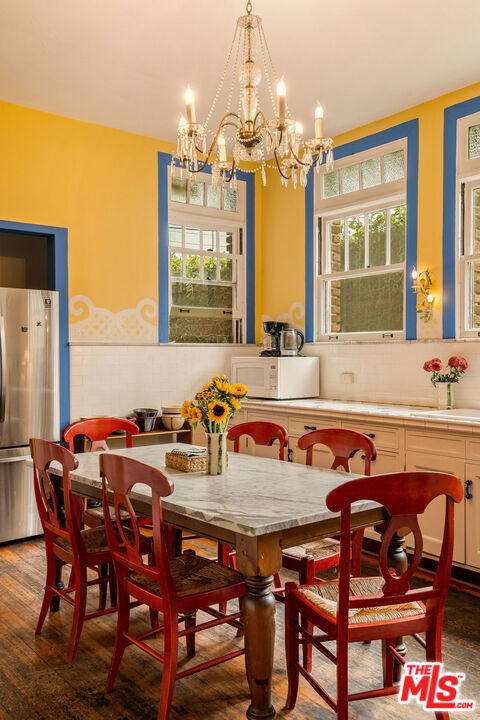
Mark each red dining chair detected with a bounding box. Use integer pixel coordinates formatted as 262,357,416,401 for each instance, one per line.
64,417,140,528
284,470,463,720
100,452,247,720
30,438,148,662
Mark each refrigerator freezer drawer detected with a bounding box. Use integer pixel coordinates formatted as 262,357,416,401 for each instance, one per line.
0,454,42,542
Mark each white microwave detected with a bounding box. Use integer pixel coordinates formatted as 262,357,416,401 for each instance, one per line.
231,356,320,400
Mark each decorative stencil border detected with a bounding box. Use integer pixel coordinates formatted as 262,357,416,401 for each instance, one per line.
69,295,158,342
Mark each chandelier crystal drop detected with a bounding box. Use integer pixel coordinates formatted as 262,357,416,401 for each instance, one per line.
173,0,334,188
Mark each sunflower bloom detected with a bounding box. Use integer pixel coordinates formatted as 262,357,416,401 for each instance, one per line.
230,383,247,397
181,400,192,419
212,374,227,383
190,407,203,423
207,401,230,424
230,397,241,411
202,382,211,392
215,379,230,392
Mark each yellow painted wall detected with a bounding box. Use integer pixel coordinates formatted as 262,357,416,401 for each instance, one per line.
259,81,480,339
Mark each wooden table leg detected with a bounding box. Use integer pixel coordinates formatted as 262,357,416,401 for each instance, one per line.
387,530,408,681
243,575,276,719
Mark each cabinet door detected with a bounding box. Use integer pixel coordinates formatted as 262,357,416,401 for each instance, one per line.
405,452,465,564
350,449,403,476
465,464,480,568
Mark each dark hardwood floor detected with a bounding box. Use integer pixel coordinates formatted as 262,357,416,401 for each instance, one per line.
0,537,478,720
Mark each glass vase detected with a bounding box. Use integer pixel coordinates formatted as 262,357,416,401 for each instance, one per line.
437,383,454,410
206,432,228,475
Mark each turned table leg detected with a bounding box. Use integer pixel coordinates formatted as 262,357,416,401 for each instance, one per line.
387,530,408,681
243,575,276,719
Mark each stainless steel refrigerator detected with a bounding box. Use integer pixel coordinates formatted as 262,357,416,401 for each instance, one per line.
0,288,59,542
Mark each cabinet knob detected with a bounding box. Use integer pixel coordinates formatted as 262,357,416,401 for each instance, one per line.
287,448,293,462
367,432,375,439
465,480,473,500
304,425,317,431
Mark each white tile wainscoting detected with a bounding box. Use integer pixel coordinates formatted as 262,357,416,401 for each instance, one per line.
69,339,480,422
69,344,257,420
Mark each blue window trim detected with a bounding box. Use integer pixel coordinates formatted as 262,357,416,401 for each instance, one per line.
0,219,69,434
158,152,255,343
305,119,419,341
442,95,480,339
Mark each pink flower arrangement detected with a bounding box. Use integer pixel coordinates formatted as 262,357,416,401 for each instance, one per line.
423,355,468,386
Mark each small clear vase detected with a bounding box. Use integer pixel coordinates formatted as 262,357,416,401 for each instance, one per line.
437,382,454,410
206,432,228,475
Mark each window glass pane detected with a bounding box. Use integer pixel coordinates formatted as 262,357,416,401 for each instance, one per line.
361,157,381,188
170,252,182,278
383,150,404,183
169,308,233,343
390,205,406,264
329,220,345,273
368,210,387,267
341,164,360,194
203,256,217,280
468,125,480,160
171,282,233,309
224,186,238,212
220,258,233,281
470,261,480,328
185,227,201,250
185,254,200,278
328,271,404,333
168,224,182,247
206,183,221,209
323,170,339,198
219,231,233,253
189,181,204,206
473,189,480,253
348,216,365,271
171,177,187,203
202,230,216,251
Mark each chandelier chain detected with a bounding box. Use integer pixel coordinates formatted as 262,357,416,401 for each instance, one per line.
226,26,242,115
259,23,292,119
204,23,239,128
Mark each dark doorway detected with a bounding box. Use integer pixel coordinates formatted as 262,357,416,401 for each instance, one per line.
0,231,49,289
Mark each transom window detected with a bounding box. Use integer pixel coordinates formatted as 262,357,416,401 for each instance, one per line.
168,172,246,344
315,140,407,340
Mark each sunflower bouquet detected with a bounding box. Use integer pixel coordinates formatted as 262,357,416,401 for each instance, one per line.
181,375,247,433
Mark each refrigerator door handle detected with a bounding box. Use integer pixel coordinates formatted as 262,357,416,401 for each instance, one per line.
0,456,27,464
0,316,6,423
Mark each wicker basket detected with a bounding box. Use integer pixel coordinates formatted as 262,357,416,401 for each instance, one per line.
165,451,207,473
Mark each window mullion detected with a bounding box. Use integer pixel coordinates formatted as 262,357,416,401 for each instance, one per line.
365,215,370,268
344,218,349,271
386,206,391,266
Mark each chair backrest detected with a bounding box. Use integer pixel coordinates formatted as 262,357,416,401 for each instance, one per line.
63,417,140,452
326,471,463,625
227,421,288,460
297,428,376,474
100,453,177,606
30,438,84,554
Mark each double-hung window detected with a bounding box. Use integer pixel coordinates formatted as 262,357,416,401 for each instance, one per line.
457,112,480,336
315,140,407,340
168,172,246,343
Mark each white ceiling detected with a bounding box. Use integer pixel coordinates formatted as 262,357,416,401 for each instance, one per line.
1,0,480,142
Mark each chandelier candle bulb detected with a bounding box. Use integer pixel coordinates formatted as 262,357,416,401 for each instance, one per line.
277,79,286,124
315,104,324,139
185,88,196,124
218,133,227,163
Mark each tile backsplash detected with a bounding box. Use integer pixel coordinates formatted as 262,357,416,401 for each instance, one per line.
69,339,480,422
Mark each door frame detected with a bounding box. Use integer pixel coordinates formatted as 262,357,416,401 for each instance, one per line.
0,220,69,434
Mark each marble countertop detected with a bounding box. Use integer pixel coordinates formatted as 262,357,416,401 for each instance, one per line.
36,443,379,538
245,397,480,427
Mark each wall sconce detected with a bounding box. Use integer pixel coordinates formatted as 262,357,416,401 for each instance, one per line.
412,267,434,322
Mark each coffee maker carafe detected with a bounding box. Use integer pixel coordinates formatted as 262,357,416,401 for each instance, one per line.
260,321,287,356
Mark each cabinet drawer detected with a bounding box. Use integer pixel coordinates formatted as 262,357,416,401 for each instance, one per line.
466,438,480,462
342,421,401,451
247,411,290,433
406,430,465,458
290,416,340,438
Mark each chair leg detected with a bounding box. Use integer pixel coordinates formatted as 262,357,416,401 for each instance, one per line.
336,635,349,720
108,562,117,608
36,549,57,634
351,529,364,577
273,572,282,589
157,612,179,720
99,563,108,610
236,596,244,638
106,584,131,693
382,637,395,687
184,611,197,659
218,543,230,614
66,564,87,663
299,557,315,672
426,620,449,720
285,585,299,710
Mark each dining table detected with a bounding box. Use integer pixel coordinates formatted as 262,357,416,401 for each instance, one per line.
42,443,390,719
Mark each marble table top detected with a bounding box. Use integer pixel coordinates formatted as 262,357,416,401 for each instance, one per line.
42,444,381,539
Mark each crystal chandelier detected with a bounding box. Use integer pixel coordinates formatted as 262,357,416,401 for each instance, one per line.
173,0,334,189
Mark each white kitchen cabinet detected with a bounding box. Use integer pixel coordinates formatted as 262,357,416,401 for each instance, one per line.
405,451,465,565
350,448,403,476
290,437,334,469
465,463,480,568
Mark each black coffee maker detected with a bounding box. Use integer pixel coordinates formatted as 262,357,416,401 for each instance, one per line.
260,321,288,356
